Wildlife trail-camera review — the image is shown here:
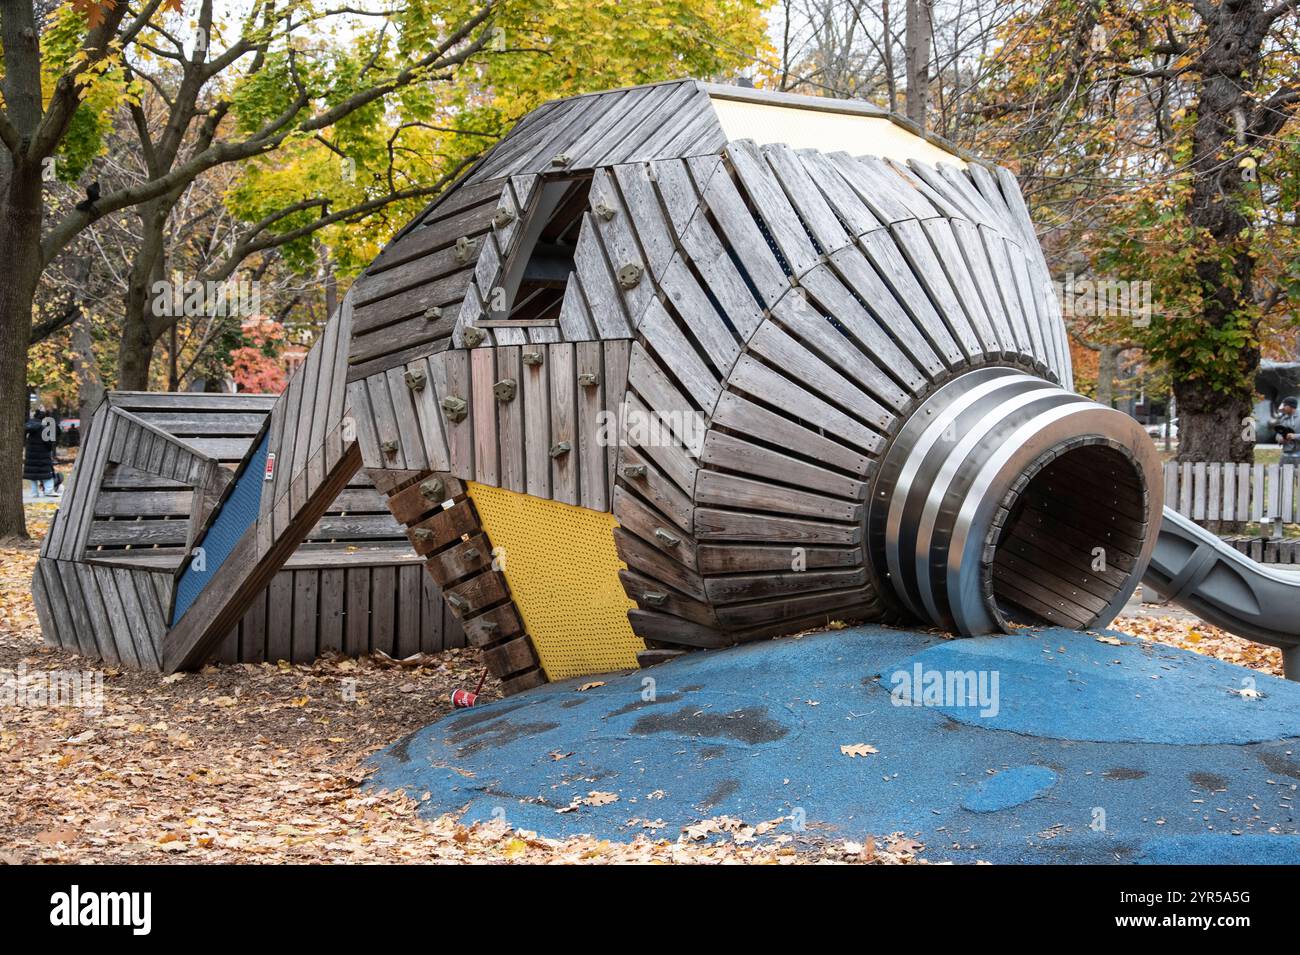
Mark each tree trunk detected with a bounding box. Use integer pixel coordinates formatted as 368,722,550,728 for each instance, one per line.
1174,379,1254,462
117,309,158,392
1095,344,1121,408
0,166,42,539
71,313,105,435
882,0,898,114
0,0,45,539
1176,2,1268,464
904,0,933,128
116,201,171,391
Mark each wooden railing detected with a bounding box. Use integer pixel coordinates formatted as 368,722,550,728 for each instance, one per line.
1162,461,1299,564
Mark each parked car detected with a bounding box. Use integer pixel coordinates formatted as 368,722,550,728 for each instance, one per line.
1145,418,1178,439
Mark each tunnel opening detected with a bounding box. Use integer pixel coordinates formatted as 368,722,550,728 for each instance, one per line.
986,441,1149,631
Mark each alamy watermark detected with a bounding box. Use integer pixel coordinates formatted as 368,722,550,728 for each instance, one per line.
1052,273,1152,327
597,408,705,449
1,664,103,717
151,273,261,319
889,663,1000,717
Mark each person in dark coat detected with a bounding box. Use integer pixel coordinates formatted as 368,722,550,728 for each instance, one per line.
23,411,58,496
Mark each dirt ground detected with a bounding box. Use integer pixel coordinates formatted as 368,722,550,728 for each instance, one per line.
0,502,1282,864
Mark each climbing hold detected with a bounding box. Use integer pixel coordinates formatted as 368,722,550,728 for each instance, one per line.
419,477,446,501
441,396,468,423
617,263,643,289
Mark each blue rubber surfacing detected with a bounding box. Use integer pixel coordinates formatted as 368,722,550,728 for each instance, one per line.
368,625,1300,864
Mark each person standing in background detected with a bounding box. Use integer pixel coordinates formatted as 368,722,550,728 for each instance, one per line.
23,410,58,496
1272,397,1299,466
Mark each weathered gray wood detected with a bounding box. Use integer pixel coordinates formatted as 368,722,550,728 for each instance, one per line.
729,349,883,454
710,390,871,477
266,571,293,662
720,140,815,278
694,507,862,546
701,164,789,307
657,259,741,377
576,342,608,512
638,298,721,412
548,342,578,505
701,430,866,500
397,563,423,658
764,143,851,254
572,220,632,338
890,218,982,359
772,282,914,408
470,345,499,485
496,346,526,492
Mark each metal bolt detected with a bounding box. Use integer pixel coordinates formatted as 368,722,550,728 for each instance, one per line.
654,527,681,548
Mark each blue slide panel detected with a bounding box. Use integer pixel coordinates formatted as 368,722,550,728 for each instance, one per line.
170,434,268,625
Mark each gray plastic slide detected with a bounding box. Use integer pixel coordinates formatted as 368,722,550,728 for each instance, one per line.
1145,506,1300,679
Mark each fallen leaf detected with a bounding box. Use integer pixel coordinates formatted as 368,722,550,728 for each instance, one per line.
841,743,879,758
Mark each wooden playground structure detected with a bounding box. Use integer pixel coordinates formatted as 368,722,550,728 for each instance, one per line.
33,80,1300,689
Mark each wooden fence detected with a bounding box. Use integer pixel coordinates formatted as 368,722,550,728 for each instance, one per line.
1162,461,1300,564
1163,461,1298,527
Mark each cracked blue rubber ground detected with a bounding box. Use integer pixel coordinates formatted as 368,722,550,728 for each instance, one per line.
368,625,1300,863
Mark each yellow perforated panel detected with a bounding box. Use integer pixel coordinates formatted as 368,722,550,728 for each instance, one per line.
466,483,644,680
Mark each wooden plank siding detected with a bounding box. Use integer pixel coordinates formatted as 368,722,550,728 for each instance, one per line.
36,338,466,670
40,83,1102,688
1163,461,1299,541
